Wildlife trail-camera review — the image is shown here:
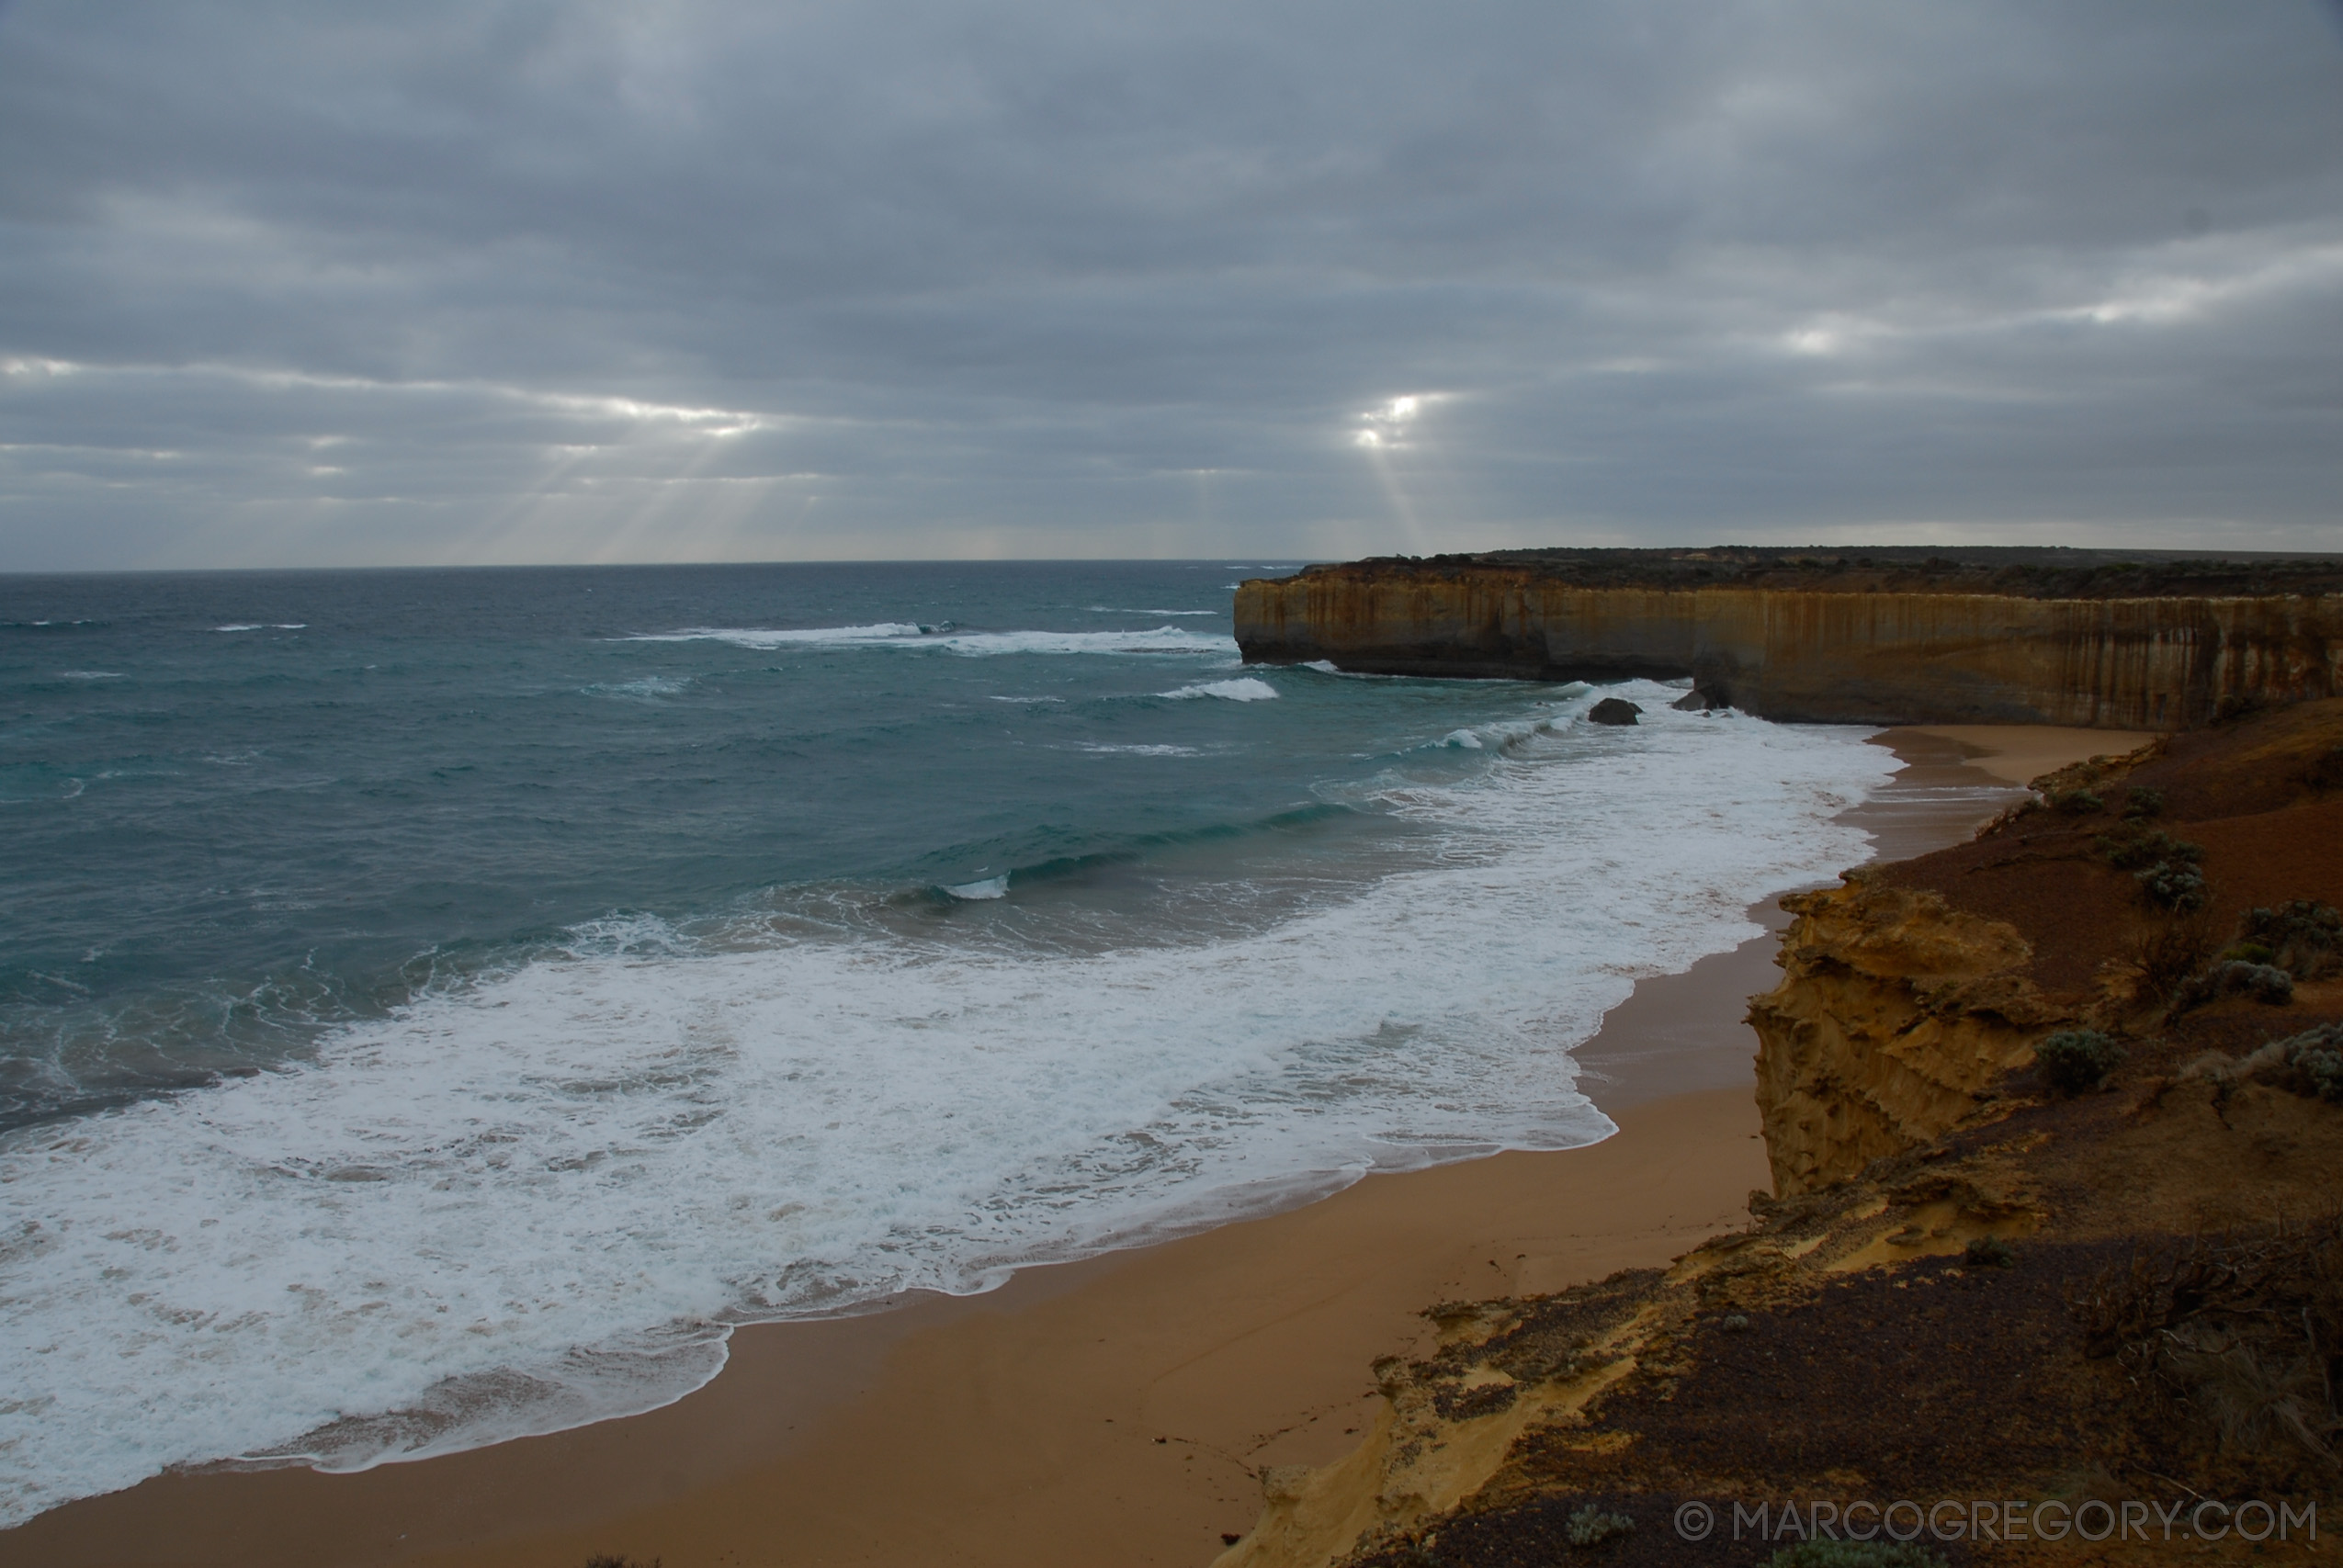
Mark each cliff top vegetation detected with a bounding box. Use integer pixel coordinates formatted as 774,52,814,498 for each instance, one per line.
1289,545,2343,600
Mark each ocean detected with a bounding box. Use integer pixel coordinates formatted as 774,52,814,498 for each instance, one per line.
0,561,1898,1524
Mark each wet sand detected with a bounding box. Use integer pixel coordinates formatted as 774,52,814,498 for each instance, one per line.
2,727,2122,1568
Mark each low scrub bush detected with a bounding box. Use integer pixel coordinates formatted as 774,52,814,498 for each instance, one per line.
1565,1504,1634,1548
2178,1025,2343,1105
2097,822,2202,873
2171,961,2295,1014
1964,1236,2017,1269
2172,902,2343,1015
2303,1049,2343,1103
2236,900,2342,980
2136,860,2209,912
2037,1030,2126,1095
2231,963,2293,1003
2270,1023,2343,1103
2048,787,2104,815
2122,785,2166,819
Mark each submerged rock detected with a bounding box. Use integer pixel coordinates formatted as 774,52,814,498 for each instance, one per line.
1588,697,1642,726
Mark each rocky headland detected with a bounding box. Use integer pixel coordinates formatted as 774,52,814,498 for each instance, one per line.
1235,547,2343,728
1215,697,2343,1568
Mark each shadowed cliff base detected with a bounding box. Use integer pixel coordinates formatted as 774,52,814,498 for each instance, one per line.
1216,700,2343,1568
1236,547,2343,728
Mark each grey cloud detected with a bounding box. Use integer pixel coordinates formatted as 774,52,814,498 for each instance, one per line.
1,0,2339,568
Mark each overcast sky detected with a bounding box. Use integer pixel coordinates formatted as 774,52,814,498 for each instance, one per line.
3,2,2339,570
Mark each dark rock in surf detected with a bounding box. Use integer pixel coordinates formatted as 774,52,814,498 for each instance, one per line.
1588,697,1643,726
1672,683,1730,712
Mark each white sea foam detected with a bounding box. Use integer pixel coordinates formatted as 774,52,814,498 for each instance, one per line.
0,689,1897,1525
583,676,689,701
212,624,306,632
945,874,1011,899
55,671,123,681
1428,709,1590,756
1085,607,1223,616
1161,677,1279,702
630,626,1235,658
631,622,923,647
1074,743,1203,757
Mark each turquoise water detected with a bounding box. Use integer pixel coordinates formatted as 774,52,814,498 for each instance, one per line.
5,561,1465,1128
0,561,1896,1521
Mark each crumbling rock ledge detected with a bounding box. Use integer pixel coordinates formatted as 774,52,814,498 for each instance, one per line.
1235,546,2343,728
1746,876,2062,1196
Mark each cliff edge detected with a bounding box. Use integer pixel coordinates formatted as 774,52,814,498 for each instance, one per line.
1235,547,2343,728
1212,699,2343,1568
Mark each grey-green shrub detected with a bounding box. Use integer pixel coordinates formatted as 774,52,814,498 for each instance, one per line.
2277,1024,2343,1102
2037,1030,2126,1095
2236,900,2341,980
2304,1051,2343,1102
2098,823,2202,872
2171,959,2295,1015
1565,1505,1634,1548
2136,860,2208,911
2224,1024,2343,1103
2216,961,2293,1004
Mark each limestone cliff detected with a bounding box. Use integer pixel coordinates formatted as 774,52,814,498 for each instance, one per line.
1235,547,2343,728
1745,876,2063,1196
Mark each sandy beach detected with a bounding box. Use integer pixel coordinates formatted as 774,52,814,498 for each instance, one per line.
1898,722,2156,786
2,726,2146,1568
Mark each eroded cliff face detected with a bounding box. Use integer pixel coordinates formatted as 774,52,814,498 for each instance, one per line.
1219,1297,1649,1568
1745,876,2065,1196
1205,704,2343,1568
1235,567,2343,728
1208,1153,2054,1568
